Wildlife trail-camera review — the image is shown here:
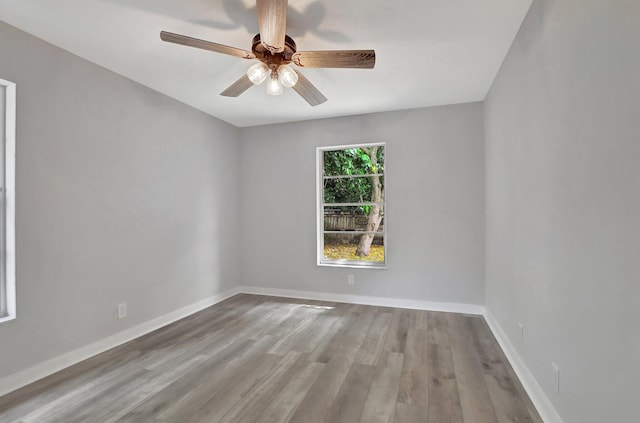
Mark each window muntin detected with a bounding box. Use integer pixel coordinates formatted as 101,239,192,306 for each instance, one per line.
0,78,16,323
317,143,386,268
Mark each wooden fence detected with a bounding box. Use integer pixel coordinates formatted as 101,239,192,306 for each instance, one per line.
323,210,384,245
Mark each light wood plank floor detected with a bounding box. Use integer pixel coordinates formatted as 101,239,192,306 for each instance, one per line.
0,294,542,423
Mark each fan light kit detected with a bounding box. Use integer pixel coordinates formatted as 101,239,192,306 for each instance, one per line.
160,0,376,106
247,62,298,95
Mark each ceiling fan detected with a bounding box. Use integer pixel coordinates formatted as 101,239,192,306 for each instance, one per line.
160,0,375,106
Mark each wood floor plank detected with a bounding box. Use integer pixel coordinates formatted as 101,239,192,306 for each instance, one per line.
46,368,155,423
289,311,375,423
355,312,392,366
114,337,257,422
100,354,211,423
152,335,275,422
181,353,281,423
287,354,353,423
323,363,375,423
267,311,322,355
307,311,360,362
257,361,326,423
16,352,160,423
19,368,152,423
218,351,308,423
359,351,405,423
394,402,427,423
472,318,544,423
141,310,267,373
484,374,535,423
397,328,429,407
0,294,542,423
447,314,499,423
309,311,374,364
0,348,144,422
243,301,299,340
501,359,544,423
131,295,263,351
427,311,451,347
383,309,411,353
469,318,542,423
347,303,366,313
267,303,325,342
426,342,464,423
292,311,343,353
408,309,429,330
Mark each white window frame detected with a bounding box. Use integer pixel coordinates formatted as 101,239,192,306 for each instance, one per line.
316,142,387,269
0,78,16,323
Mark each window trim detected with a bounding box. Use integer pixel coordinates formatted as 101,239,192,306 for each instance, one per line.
316,142,387,269
0,78,16,323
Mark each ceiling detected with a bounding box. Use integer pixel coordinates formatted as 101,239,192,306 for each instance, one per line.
0,0,532,127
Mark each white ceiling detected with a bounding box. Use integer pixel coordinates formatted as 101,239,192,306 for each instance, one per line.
0,0,532,127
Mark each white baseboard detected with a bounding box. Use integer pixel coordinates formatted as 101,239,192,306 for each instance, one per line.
484,312,564,423
0,287,241,398
239,285,485,315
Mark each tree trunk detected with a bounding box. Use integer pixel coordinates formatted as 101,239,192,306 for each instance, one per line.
356,147,383,257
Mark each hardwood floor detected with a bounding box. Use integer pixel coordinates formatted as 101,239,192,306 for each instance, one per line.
0,294,542,423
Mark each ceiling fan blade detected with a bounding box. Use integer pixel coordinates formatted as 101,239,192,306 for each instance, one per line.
220,75,254,97
292,71,327,106
292,50,376,69
160,31,255,60
256,0,288,53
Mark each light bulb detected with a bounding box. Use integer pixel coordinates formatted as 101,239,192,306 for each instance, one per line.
266,72,283,96
246,62,269,85
277,65,298,88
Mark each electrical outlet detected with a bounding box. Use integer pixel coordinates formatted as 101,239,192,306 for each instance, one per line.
117,303,127,320
552,363,560,393
518,322,524,340
347,274,355,285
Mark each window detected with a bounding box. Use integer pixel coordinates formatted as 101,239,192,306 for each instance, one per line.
0,78,16,323
317,143,386,268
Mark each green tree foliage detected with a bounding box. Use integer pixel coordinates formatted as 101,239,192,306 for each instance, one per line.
323,148,385,213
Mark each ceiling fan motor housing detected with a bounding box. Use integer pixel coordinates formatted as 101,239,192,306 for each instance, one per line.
252,34,297,70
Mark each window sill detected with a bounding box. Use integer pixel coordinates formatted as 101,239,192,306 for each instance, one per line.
318,261,387,270
0,313,16,324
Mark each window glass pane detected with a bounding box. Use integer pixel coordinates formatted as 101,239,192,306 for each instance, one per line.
323,147,384,177
323,206,384,232
323,175,384,204
323,233,385,263
323,205,384,263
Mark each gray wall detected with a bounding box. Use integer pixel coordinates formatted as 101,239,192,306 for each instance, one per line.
484,0,640,421
239,104,485,306
0,22,241,379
